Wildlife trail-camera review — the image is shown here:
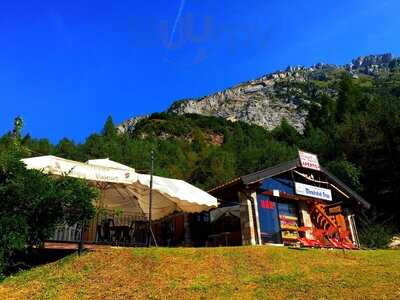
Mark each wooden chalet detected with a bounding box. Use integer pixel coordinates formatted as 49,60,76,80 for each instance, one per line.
207,152,370,247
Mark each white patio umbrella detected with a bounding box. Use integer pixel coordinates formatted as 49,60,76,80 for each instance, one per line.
22,156,217,220
22,156,137,184
86,158,217,220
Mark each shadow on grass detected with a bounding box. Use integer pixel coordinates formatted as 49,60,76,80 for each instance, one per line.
1,248,77,280
288,247,310,251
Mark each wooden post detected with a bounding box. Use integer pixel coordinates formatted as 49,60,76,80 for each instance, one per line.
183,213,191,246
78,220,85,255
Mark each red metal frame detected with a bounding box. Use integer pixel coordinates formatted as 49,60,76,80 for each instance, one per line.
297,226,358,250
297,226,324,248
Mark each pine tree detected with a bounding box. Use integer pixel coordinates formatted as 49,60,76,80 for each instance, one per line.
102,116,117,139
336,73,357,122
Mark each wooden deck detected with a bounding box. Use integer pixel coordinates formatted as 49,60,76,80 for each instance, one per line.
43,241,117,251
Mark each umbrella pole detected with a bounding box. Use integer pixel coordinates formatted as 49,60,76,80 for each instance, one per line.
147,150,158,247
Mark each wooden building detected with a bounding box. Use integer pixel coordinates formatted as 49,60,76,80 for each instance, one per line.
208,152,370,247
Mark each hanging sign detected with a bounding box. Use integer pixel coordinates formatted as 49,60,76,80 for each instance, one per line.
327,205,342,215
298,151,320,171
295,182,332,201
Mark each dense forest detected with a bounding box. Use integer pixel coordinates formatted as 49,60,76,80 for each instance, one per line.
1,70,399,231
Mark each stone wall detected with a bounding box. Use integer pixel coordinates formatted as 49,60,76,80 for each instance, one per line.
238,191,261,246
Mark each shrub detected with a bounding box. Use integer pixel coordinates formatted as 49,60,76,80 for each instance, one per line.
0,148,98,276
359,223,394,249
358,209,394,249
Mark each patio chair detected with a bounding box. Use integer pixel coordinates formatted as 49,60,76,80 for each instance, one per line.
97,218,115,243
130,220,148,246
121,220,136,245
96,224,104,242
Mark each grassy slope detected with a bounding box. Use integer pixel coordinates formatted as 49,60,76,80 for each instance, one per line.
1,247,400,300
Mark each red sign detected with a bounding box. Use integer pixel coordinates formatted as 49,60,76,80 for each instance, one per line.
298,151,320,171
261,200,275,209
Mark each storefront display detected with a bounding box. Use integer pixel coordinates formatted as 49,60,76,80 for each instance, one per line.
278,202,299,244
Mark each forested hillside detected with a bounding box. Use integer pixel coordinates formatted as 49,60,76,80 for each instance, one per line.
1,70,399,231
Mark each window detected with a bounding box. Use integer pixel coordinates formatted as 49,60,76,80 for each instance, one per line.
256,177,299,245
277,202,300,243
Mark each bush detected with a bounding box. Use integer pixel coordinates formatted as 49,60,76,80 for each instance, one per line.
0,148,98,276
359,223,394,249
358,209,394,249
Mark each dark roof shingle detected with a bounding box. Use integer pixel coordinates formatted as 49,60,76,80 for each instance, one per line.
211,159,370,209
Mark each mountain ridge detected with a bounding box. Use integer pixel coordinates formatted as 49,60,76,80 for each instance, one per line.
118,53,399,134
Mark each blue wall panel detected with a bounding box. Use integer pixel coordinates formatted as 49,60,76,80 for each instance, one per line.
256,178,295,244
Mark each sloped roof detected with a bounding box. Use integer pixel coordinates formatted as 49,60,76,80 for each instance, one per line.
211,159,370,209
320,166,370,209
241,159,300,185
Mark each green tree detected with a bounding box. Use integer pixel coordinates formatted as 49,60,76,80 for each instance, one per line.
326,159,362,192
12,116,24,145
0,148,98,276
271,118,301,146
102,115,117,139
192,149,236,189
336,73,358,122
306,94,336,131
55,138,80,160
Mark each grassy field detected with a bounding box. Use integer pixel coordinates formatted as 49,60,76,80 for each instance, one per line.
1,246,399,300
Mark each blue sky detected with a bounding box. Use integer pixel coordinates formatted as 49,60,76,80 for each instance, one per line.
1,0,399,142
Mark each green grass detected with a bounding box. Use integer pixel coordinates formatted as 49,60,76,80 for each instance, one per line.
1,247,400,299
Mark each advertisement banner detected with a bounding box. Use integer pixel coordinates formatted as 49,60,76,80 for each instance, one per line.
295,182,332,201
298,151,320,171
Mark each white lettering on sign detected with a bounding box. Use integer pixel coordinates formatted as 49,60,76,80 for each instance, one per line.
295,182,332,201
48,162,135,184
298,151,320,171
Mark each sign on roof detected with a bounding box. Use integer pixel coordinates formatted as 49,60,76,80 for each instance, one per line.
298,150,320,171
295,182,332,201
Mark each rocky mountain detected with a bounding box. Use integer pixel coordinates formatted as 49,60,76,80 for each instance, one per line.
119,54,399,134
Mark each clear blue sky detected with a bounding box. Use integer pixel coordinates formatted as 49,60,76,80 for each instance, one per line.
1,0,399,142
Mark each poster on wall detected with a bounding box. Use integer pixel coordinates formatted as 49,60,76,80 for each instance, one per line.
298,150,320,171
295,182,332,201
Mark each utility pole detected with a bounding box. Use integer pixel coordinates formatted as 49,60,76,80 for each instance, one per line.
147,150,157,247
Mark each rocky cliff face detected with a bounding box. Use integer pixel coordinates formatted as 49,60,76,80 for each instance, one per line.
119,54,398,134
117,115,149,134
168,75,309,132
